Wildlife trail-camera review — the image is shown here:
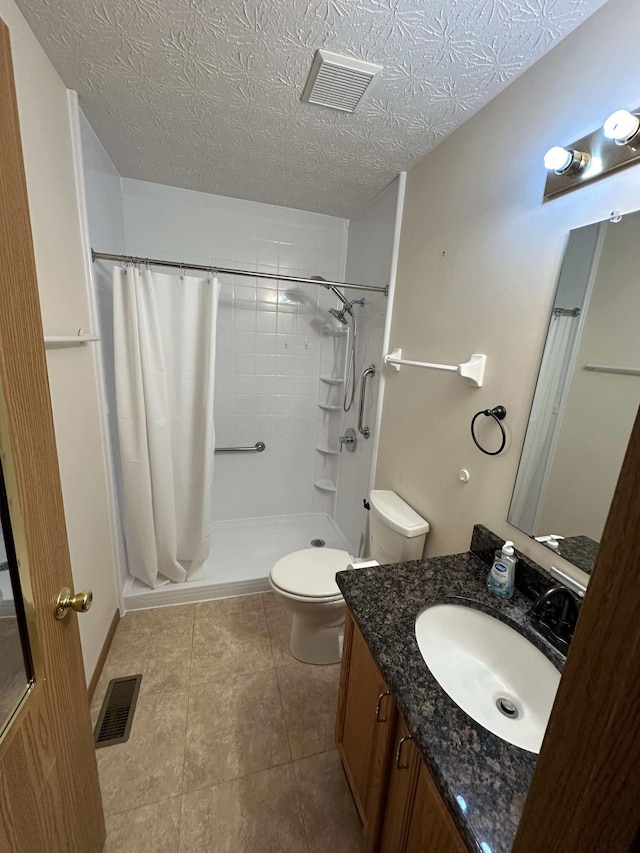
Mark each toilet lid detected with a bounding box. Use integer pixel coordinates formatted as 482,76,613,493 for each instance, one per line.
270,548,351,599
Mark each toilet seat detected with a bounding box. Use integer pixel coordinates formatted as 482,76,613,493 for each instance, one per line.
270,548,351,600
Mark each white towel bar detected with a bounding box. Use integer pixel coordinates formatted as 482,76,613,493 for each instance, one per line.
383,348,486,388
584,362,640,377
44,328,100,348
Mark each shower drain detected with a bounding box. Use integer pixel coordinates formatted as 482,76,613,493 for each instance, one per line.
496,697,520,719
310,539,325,547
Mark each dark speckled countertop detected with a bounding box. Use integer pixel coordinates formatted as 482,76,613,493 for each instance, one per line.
336,552,565,853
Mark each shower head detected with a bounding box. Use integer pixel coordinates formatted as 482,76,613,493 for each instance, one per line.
312,274,351,311
328,307,348,325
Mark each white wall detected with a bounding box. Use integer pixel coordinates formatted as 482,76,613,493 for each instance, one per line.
78,110,128,590
0,0,120,680
376,0,640,584
331,180,398,553
119,179,349,521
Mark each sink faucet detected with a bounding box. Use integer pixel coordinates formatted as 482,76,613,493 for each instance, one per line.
530,585,580,655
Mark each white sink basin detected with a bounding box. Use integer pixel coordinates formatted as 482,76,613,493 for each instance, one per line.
415,604,560,753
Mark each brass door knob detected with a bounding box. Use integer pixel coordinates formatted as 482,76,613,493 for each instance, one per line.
55,587,93,620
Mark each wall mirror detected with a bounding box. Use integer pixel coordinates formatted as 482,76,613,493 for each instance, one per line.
0,454,33,736
509,211,640,577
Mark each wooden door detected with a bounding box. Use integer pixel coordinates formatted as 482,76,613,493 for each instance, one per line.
378,715,420,853
0,19,105,852
512,402,640,850
336,612,396,849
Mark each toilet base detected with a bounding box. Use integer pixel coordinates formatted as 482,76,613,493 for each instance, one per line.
289,611,345,665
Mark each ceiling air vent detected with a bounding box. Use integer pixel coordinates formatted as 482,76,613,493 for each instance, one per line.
301,49,383,113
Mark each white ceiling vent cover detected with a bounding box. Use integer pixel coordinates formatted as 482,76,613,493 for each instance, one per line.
301,50,383,113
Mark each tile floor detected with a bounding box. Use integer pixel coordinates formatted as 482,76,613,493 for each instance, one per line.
90,593,363,852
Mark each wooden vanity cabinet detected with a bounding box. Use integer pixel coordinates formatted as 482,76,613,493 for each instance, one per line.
378,714,420,852
335,612,397,849
337,611,468,853
404,762,467,853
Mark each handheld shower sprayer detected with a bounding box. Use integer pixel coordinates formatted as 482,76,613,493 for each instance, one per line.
311,275,364,413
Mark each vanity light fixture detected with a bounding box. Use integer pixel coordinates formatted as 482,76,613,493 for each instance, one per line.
544,102,640,201
603,109,640,146
543,146,590,175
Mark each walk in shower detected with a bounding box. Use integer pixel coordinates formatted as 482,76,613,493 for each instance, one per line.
81,122,402,610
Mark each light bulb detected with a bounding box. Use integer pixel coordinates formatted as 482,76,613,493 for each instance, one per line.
544,146,573,173
603,109,640,145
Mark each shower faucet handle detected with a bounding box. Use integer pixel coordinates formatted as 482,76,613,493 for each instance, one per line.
339,428,357,453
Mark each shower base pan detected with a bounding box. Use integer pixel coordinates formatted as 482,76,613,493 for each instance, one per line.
122,512,352,611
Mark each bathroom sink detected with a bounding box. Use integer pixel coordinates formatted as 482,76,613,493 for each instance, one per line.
415,604,560,753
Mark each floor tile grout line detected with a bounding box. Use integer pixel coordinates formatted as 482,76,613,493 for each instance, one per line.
104,754,318,823
177,619,195,849
101,793,182,822
273,660,296,765
291,758,313,853
181,755,299,797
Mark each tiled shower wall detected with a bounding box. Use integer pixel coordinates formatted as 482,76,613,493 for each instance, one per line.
334,180,399,552
119,179,350,520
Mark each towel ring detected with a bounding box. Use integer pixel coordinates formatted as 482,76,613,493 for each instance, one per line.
471,406,507,456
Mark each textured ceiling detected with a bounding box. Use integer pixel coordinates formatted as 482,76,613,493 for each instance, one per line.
18,0,606,217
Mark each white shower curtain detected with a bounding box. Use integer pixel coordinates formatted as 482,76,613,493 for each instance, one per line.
113,266,220,588
510,313,577,533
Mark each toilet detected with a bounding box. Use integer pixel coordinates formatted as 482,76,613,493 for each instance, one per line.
269,490,429,665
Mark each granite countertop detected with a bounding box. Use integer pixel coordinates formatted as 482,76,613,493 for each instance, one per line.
556,535,598,575
336,551,565,853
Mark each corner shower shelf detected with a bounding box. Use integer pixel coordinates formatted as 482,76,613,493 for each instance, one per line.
314,479,337,492
319,376,344,385
318,403,342,412
316,445,340,455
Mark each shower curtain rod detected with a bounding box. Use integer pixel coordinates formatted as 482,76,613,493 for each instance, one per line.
91,250,388,295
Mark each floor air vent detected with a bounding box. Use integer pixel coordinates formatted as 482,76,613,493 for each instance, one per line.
94,675,142,748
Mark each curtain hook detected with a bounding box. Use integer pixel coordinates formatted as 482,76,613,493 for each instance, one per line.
180,263,185,281
145,258,150,271
207,266,213,285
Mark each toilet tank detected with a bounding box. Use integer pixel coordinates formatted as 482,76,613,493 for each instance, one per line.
369,490,429,564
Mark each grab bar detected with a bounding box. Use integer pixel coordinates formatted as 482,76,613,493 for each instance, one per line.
358,365,376,439
215,442,266,453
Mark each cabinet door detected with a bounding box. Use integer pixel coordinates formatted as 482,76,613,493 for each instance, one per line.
336,612,396,846
379,716,420,853
405,761,467,853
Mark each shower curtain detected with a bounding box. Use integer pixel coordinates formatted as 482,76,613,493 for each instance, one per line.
510,313,577,533
113,266,220,588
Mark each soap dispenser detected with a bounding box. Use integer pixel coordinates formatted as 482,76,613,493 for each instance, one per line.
486,540,516,599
